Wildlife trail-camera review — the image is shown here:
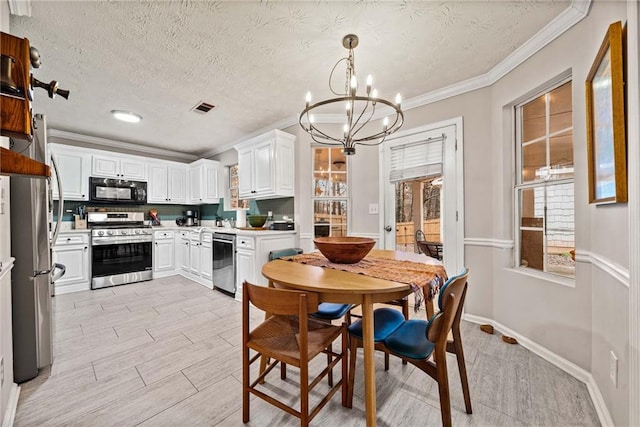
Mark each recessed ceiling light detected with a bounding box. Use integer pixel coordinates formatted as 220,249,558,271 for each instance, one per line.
111,110,142,123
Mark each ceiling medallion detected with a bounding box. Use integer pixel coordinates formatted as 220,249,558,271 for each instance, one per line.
299,34,404,155
111,110,142,123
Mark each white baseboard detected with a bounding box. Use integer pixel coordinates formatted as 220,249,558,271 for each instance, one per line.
463,313,614,427
54,282,90,295
2,383,19,427
152,270,179,279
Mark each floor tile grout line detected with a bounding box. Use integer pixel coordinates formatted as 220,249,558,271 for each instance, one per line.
180,370,200,392
133,375,200,427
182,332,194,345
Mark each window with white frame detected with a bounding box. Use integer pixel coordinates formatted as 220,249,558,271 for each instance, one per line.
313,147,348,237
515,80,575,278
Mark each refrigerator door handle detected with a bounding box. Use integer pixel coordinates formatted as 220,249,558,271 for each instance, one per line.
50,263,66,283
49,152,64,247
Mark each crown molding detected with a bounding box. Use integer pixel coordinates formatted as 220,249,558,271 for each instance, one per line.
200,115,298,158
48,129,198,162
8,0,31,16
251,0,591,135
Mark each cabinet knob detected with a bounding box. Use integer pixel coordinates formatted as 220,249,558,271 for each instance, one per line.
155,242,158,245
67,237,71,241
84,246,87,250
251,190,256,193
82,194,85,197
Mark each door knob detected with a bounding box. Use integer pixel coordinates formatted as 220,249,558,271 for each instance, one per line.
384,225,393,232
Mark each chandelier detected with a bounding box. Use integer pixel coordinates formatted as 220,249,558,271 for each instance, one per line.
299,34,404,155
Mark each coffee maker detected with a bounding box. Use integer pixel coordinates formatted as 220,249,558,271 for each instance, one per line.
184,210,199,227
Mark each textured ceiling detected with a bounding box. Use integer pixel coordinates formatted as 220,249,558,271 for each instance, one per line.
10,1,570,156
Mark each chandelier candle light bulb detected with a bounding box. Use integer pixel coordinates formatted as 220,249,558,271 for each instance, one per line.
298,34,404,156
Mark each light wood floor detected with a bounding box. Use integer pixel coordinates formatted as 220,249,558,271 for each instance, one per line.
14,275,600,426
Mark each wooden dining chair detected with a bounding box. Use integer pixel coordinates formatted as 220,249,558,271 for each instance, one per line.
269,248,353,386
346,269,472,426
242,281,348,426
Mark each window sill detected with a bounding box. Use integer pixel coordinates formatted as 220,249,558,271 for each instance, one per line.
506,267,575,288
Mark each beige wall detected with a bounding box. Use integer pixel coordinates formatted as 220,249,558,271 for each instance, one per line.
489,1,630,424
284,2,631,423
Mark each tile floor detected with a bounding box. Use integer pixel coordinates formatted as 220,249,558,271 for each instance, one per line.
14,276,600,426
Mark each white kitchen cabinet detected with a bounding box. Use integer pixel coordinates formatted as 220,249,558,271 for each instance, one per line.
235,235,255,299
200,232,213,281
188,159,220,203
177,231,190,272
234,130,295,199
189,231,201,276
148,162,187,204
234,232,296,300
49,144,90,201
153,230,175,273
52,233,90,294
92,154,147,180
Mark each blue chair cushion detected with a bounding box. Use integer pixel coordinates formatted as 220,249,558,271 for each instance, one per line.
347,308,405,342
384,319,436,360
438,267,469,311
269,248,303,261
311,303,352,320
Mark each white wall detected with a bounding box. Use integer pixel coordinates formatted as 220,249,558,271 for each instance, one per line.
1,1,17,424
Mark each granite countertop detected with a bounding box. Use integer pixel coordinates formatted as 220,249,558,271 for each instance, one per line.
149,225,296,236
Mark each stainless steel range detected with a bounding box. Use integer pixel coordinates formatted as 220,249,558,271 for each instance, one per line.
88,212,153,289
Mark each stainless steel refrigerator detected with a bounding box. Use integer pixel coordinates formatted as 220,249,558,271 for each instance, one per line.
10,114,65,383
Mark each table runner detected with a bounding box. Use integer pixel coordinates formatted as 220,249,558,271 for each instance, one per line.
284,253,447,310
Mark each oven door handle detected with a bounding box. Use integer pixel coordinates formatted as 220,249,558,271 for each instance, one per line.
92,238,153,246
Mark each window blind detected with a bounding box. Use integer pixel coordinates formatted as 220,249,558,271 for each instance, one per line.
389,135,445,183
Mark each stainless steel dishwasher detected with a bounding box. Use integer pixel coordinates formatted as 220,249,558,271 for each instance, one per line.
213,232,236,296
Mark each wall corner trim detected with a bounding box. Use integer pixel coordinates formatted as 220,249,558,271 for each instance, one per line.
463,313,614,427
2,383,20,427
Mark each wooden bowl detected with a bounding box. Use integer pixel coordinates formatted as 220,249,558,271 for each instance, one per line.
313,236,375,264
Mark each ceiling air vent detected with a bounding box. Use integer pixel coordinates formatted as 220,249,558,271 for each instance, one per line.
191,101,215,114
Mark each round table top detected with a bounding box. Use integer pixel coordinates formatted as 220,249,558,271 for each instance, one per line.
261,249,439,304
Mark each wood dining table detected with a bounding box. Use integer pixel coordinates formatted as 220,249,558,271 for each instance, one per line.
261,249,443,426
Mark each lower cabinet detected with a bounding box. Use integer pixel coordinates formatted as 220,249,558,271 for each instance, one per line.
200,233,213,281
52,232,90,294
171,230,213,288
153,231,175,273
177,231,190,273
234,232,296,301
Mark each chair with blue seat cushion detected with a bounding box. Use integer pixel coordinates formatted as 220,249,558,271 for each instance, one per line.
268,248,353,387
347,268,472,427
345,307,406,406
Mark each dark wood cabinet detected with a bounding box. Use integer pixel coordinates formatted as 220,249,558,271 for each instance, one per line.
1,32,33,141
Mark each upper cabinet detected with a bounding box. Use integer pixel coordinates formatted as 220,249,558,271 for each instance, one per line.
234,130,295,199
188,159,220,204
92,154,147,180
148,161,188,204
49,144,90,201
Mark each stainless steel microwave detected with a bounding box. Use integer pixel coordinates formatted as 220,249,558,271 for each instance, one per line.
89,177,147,204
